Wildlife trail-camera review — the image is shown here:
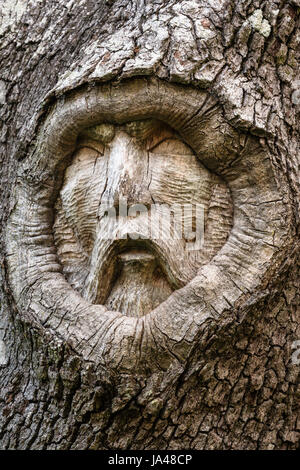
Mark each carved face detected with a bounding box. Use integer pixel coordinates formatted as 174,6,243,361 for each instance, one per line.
6,78,285,373
54,120,232,317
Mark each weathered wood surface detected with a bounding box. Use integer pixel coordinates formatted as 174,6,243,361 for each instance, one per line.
0,0,299,450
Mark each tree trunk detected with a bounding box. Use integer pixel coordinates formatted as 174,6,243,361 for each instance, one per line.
0,0,299,450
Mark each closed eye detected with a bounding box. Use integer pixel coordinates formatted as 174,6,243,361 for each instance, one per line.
76,138,105,155
150,138,194,156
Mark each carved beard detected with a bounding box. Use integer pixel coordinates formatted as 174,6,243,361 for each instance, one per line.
55,203,211,317
104,249,174,318
81,208,205,317
53,120,233,317
84,217,181,318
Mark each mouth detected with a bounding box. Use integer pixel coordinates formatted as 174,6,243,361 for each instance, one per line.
104,245,174,317
81,237,176,316
109,237,167,273
82,232,185,313
118,249,156,263
113,240,181,291
112,245,163,289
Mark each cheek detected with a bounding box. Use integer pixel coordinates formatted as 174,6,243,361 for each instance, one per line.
148,153,215,208
56,149,107,254
147,152,233,247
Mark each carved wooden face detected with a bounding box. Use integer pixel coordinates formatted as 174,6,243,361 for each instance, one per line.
54,120,232,317
6,78,284,372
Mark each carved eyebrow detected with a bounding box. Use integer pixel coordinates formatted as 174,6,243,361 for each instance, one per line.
77,123,115,145
125,118,160,141
124,119,178,149
145,127,177,151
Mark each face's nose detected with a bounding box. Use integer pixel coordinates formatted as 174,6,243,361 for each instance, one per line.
100,130,152,209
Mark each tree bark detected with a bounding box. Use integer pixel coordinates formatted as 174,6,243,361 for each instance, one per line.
0,0,299,450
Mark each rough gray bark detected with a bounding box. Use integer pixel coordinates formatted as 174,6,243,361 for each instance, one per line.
0,0,299,450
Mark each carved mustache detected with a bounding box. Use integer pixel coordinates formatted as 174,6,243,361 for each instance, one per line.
82,207,206,305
